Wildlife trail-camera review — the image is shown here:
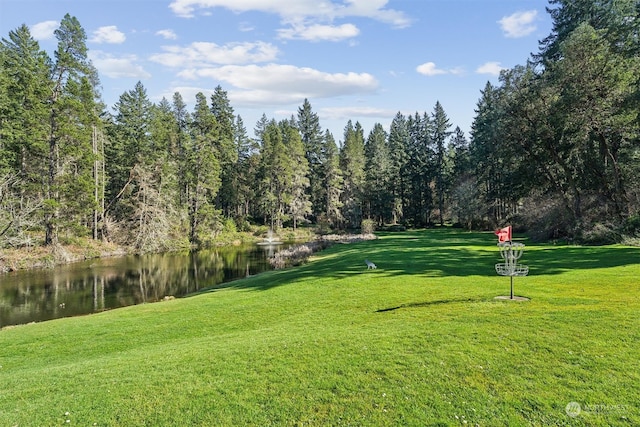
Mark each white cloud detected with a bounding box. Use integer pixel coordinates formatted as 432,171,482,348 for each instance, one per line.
156,29,178,40
175,63,378,106
476,61,506,76
278,23,359,42
238,21,254,32
168,0,411,28
448,66,465,76
416,62,446,76
498,10,538,38
90,26,126,44
30,20,58,40
417,62,465,77
150,41,279,67
336,0,411,28
320,106,395,120
89,51,151,79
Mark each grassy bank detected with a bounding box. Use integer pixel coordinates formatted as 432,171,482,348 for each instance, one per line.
1,229,638,426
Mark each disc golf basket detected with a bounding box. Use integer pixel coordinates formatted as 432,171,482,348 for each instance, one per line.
495,242,529,299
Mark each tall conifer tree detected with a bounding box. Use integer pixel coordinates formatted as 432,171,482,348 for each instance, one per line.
432,101,452,226
323,130,343,229
46,14,99,244
364,123,391,225
210,85,237,216
188,92,221,245
339,120,365,228
297,99,326,218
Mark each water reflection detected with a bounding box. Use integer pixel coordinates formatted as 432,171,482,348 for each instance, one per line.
0,243,289,327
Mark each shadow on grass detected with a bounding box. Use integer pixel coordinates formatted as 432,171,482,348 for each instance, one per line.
195,228,640,294
376,297,487,313
525,245,640,275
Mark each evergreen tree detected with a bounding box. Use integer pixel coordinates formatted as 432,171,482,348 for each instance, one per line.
550,23,637,219
297,99,326,218
105,81,153,223
431,101,452,226
387,112,410,224
470,81,508,225
339,120,365,228
254,113,269,142
0,25,51,246
448,126,479,229
187,92,222,245
364,123,391,225
0,25,50,184
46,14,100,244
281,120,311,229
210,85,237,216
322,130,343,229
522,24,639,228
538,0,639,64
232,115,258,219
258,120,291,229
144,97,184,248
406,112,433,227
58,75,101,238
171,92,191,207
449,126,471,179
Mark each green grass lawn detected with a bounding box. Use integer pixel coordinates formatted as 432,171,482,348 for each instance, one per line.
1,229,638,426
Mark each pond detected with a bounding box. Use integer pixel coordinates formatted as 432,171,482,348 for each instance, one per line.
0,243,291,328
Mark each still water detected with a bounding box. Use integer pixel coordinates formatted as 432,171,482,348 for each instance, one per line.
0,243,289,328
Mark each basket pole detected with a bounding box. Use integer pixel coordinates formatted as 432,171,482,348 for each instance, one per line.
510,275,514,299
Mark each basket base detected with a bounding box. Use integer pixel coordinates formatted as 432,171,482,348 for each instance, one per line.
494,295,530,301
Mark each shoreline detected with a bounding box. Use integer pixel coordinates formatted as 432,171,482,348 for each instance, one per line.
0,229,367,274
0,240,128,274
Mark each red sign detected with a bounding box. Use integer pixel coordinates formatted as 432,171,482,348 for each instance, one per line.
495,226,512,243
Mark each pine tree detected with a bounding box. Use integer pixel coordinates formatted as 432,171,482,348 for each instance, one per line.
258,120,291,229
538,0,639,64
232,115,258,219
0,25,51,246
281,121,311,229
431,101,452,226
322,130,343,229
339,120,365,228
406,112,433,227
106,81,153,223
297,99,326,218
210,85,237,217
171,92,191,207
0,25,50,184
388,112,410,224
187,92,222,245
144,98,184,248
46,14,100,244
470,81,507,225
448,126,478,229
364,123,391,225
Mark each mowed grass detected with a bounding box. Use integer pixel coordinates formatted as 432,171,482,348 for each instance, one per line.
1,229,639,426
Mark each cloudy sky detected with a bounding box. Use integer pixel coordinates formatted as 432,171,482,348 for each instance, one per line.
1,0,551,142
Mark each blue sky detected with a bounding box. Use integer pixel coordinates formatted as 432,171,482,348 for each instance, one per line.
1,0,552,142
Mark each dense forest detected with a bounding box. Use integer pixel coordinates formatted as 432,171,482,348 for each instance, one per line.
1,0,639,253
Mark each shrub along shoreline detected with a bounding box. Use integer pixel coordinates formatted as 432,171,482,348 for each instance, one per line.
0,239,127,273
0,227,321,274
269,233,377,269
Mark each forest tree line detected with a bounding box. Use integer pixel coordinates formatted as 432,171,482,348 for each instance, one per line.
1,0,639,252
